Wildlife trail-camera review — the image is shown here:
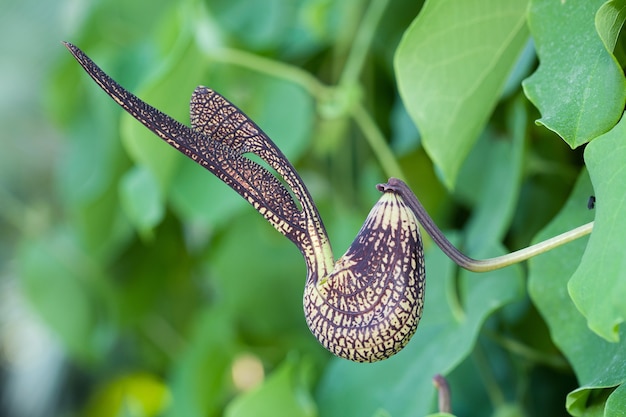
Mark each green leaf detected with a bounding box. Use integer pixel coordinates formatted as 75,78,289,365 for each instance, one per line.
522,0,626,147
207,0,297,51
596,0,626,52
18,229,113,362
567,384,620,417
316,236,523,417
225,356,317,417
606,383,626,416
56,97,124,207
528,169,626,417
568,112,626,342
491,404,526,417
54,83,133,259
166,309,236,417
72,180,133,261
119,165,165,238
168,159,244,227
395,0,529,188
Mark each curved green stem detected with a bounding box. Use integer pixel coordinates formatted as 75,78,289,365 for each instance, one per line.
204,52,407,184
379,178,594,272
463,222,593,272
351,102,406,179
433,374,452,413
338,0,390,87
192,1,329,98
194,1,401,180
200,46,330,99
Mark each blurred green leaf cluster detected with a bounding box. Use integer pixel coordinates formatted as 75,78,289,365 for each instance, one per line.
3,0,626,416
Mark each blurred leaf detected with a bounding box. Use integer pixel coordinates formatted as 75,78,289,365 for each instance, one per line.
372,0,426,73
522,0,626,147
207,0,295,51
55,97,123,207
72,179,133,261
395,0,529,188
168,160,244,228
225,356,317,417
18,228,113,362
310,113,351,156
119,165,165,238
389,96,421,155
51,68,133,259
207,211,309,343
85,372,170,417
459,95,526,251
207,0,360,58
528,169,626,416
316,236,523,417
166,308,236,417
500,39,537,99
444,354,492,416
568,112,626,342
491,404,526,417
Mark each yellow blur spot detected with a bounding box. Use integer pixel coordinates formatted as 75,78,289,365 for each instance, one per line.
231,353,265,392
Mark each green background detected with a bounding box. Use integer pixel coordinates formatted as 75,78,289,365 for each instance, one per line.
2,0,625,416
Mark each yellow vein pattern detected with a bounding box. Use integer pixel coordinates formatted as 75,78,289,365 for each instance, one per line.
305,192,424,362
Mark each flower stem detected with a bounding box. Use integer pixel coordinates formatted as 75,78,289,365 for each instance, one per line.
351,103,406,179
339,0,391,87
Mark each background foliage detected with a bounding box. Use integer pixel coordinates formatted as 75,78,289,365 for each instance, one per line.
2,0,626,416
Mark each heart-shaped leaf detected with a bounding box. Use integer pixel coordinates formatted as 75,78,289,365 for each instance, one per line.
522,0,626,147
395,0,529,188
568,112,626,342
528,169,626,417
